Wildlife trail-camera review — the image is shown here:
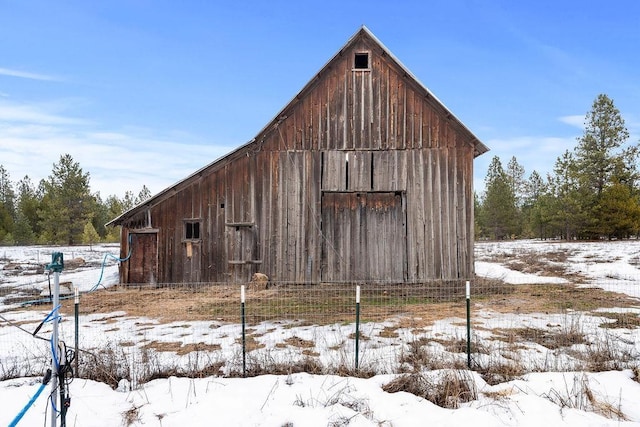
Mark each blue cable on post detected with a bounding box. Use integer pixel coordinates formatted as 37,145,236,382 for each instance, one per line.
21,235,134,306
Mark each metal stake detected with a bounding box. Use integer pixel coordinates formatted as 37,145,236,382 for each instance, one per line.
74,286,79,378
355,285,361,371
466,280,471,369
241,285,246,377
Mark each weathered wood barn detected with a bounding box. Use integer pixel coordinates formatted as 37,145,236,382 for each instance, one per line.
107,26,489,285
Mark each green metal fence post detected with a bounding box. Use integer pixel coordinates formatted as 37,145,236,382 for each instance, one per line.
74,286,79,377
355,285,361,371
466,280,471,369
241,285,246,377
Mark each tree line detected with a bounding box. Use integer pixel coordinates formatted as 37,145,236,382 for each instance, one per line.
476,94,640,240
1,93,637,246
0,153,151,246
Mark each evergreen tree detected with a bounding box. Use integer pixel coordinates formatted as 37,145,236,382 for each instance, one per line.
135,185,152,205
0,165,16,243
12,208,36,245
39,154,95,245
473,192,483,239
82,220,101,249
597,181,640,239
548,151,582,239
574,94,632,237
15,176,42,241
505,156,526,208
522,170,548,238
480,156,518,239
104,195,125,242
121,190,136,211
91,193,110,239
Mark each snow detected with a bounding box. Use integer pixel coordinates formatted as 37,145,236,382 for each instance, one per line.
2,240,640,426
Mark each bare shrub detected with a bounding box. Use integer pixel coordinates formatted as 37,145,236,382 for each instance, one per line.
228,354,325,378
543,373,627,420
79,344,132,389
582,335,636,372
475,359,525,386
398,338,466,372
383,370,477,409
330,363,377,379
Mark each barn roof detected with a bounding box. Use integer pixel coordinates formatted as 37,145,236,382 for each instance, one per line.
107,26,489,227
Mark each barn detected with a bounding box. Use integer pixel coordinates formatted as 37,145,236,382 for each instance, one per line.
107,26,489,285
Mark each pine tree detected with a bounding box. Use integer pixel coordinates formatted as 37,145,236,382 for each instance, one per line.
135,185,152,205
574,94,633,237
522,170,548,238
505,156,526,208
548,151,582,239
0,165,16,242
39,154,95,245
15,176,42,241
597,182,640,239
82,220,101,249
480,156,518,239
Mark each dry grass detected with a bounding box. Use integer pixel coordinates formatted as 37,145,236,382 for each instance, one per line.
543,373,627,421
383,370,477,409
598,312,640,329
37,275,637,333
141,341,221,356
493,326,586,350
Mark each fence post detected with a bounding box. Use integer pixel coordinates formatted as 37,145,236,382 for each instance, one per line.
47,252,63,427
241,284,246,377
355,285,361,371
466,280,471,369
74,286,79,377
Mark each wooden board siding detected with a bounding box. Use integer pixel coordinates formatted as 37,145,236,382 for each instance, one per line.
113,28,484,285
128,231,158,284
321,191,406,282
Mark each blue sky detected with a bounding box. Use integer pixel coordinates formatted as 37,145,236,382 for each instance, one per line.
1,1,639,198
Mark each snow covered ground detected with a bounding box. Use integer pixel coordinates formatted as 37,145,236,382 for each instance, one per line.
1,240,640,426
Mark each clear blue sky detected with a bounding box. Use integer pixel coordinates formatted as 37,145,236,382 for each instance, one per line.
1,1,638,198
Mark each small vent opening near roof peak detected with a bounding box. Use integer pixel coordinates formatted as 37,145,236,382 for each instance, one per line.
354,52,369,69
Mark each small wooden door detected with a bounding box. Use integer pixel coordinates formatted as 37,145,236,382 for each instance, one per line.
128,232,158,284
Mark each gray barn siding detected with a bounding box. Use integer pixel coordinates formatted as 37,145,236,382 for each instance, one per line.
113,28,486,285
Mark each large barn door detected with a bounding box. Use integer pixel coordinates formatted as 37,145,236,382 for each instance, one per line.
128,231,158,284
321,192,407,282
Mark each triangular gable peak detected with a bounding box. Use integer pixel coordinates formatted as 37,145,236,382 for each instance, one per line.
251,25,488,155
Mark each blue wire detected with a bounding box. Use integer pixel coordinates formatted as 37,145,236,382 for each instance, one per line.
41,304,62,325
88,236,133,292
8,382,47,427
50,338,60,371
21,237,134,306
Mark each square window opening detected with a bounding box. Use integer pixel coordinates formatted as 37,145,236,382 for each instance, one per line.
354,53,369,69
185,221,201,240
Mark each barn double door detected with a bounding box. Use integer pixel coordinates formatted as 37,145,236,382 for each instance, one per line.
321,191,407,282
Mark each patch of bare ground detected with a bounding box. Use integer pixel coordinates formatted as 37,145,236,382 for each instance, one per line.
142,341,221,356
26,276,637,333
281,336,315,348
480,248,589,281
492,327,587,350
597,312,640,329
475,280,639,315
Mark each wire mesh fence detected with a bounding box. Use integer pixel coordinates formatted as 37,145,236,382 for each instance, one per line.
2,273,640,387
